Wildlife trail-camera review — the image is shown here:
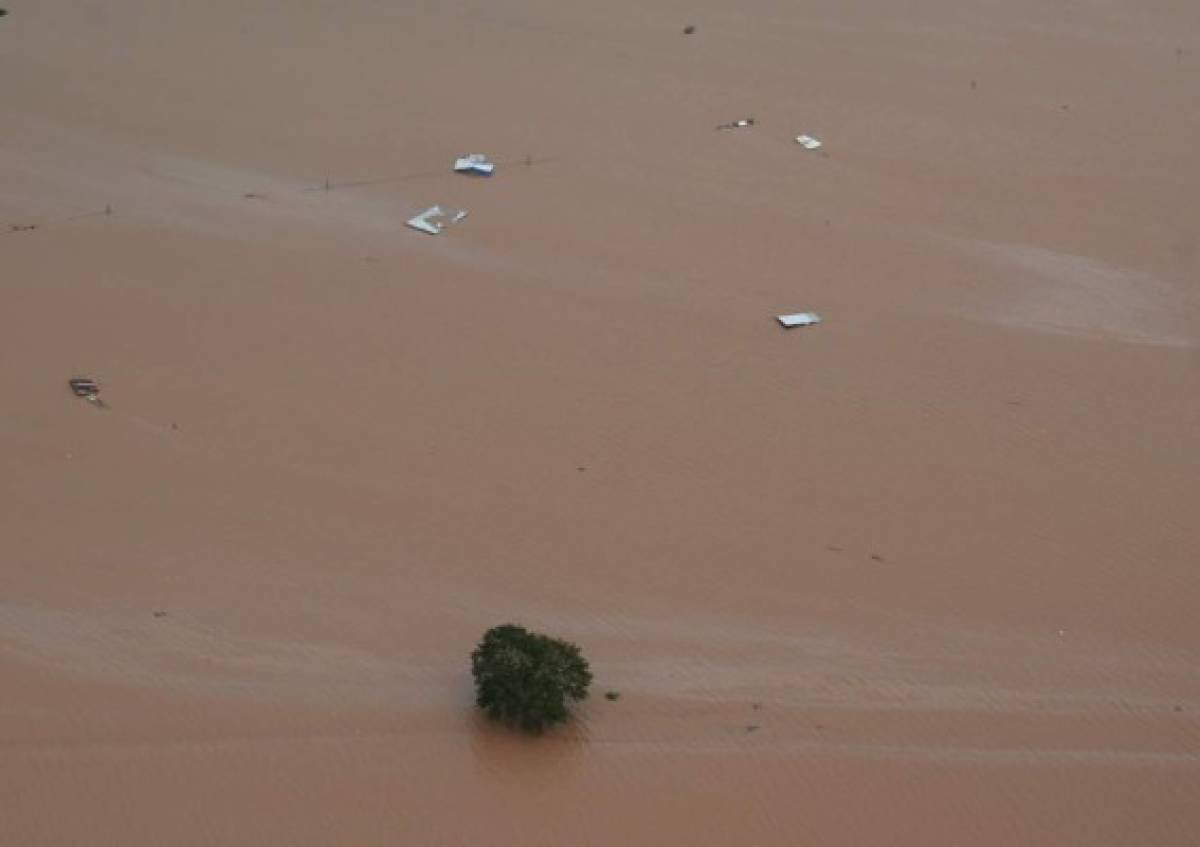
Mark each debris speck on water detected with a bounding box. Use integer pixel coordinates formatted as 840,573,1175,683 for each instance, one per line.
683,24,696,35
605,690,621,701
68,377,101,402
405,205,467,235
717,117,755,130
795,134,823,150
776,312,821,328
453,153,495,176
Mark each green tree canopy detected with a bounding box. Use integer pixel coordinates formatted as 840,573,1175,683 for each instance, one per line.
471,624,592,732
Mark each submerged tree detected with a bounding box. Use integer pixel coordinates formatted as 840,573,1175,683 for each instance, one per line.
471,624,592,733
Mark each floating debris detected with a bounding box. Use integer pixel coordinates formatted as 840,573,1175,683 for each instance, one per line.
776,312,822,328
68,377,99,398
68,377,103,405
717,118,755,130
453,154,495,177
794,134,823,150
683,24,696,35
405,205,467,236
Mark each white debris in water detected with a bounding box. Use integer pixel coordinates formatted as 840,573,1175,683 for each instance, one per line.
776,312,822,328
453,154,495,176
405,205,467,235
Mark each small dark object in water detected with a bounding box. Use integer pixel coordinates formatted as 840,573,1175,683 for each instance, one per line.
153,610,168,618
10,223,37,232
604,690,620,701
870,553,884,562
683,24,695,35
69,377,99,398
745,724,760,733
0,9,8,18
751,701,762,710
